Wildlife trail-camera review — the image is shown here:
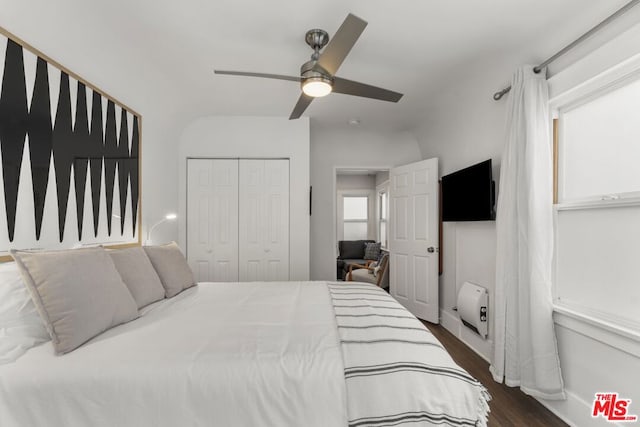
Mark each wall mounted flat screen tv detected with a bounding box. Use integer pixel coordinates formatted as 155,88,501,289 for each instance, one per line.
442,159,495,222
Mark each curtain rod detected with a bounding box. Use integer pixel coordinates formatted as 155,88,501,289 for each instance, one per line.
492,0,640,101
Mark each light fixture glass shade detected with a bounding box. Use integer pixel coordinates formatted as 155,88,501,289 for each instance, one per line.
302,79,332,97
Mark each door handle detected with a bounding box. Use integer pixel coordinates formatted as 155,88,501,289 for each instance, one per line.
427,247,436,253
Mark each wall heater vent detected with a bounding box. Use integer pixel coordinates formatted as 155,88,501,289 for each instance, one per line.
456,282,488,339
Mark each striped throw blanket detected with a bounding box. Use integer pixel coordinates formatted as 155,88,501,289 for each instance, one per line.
327,282,491,427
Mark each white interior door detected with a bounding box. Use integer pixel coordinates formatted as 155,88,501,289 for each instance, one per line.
239,159,289,281
187,159,239,282
389,158,439,323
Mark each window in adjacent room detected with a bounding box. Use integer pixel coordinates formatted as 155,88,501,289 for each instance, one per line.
554,71,640,331
342,196,369,240
378,190,388,248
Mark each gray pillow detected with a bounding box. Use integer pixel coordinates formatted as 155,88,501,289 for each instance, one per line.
339,240,371,259
108,247,165,309
10,247,138,355
143,242,196,298
364,242,381,260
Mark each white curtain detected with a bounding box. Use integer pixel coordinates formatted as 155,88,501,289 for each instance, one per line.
489,66,565,400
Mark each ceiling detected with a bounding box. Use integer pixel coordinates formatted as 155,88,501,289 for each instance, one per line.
2,0,634,131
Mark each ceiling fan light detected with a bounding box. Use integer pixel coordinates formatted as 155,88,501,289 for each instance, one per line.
302,78,332,97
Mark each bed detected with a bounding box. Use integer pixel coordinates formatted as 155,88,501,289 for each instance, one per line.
0,281,490,427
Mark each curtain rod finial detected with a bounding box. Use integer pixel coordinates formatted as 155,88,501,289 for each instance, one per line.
493,86,511,101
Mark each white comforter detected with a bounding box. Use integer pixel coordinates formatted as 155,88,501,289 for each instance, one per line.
0,282,348,427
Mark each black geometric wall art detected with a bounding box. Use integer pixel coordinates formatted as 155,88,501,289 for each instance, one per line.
0,28,141,253
0,39,28,242
130,115,139,237
72,81,90,240
103,100,117,236
117,108,129,235
52,71,74,242
89,90,103,237
27,57,52,240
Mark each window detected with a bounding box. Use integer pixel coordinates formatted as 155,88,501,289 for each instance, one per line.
554,72,640,331
342,196,368,240
558,76,640,203
378,191,388,248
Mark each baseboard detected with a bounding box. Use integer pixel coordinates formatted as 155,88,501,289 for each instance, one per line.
440,309,492,363
536,390,602,427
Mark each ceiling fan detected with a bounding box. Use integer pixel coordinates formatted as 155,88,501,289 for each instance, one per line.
214,14,403,120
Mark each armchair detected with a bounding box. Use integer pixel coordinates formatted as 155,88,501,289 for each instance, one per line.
347,252,389,289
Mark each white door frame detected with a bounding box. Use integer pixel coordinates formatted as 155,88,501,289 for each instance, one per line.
376,180,391,249
333,166,393,280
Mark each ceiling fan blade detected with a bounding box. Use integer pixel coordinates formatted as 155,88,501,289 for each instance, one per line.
333,77,403,102
315,14,367,75
214,70,300,82
289,94,314,120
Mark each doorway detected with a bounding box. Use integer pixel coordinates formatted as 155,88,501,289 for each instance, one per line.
334,168,390,280
334,159,440,323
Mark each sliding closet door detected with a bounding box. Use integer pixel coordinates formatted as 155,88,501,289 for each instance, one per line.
187,159,239,282
239,159,290,281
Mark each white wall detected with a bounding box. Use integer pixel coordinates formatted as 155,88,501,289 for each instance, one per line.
375,171,390,186
413,48,510,362
310,126,421,280
178,116,310,281
336,174,376,190
414,18,640,427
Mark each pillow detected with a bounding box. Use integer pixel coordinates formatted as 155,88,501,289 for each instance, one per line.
339,240,367,259
11,247,138,355
0,262,50,364
364,242,381,260
108,247,165,309
143,242,196,298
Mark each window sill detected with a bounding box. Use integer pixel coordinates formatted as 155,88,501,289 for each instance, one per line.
553,303,640,358
555,195,640,211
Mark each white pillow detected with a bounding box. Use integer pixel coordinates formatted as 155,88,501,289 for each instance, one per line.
0,262,49,364
144,242,196,298
11,247,139,355
108,247,165,309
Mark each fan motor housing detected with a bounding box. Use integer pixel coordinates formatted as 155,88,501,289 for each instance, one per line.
300,60,333,88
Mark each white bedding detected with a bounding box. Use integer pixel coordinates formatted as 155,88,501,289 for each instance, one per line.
0,281,490,427
0,282,348,427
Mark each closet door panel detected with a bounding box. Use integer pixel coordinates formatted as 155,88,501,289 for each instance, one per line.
187,159,238,282
210,160,239,282
264,159,289,281
239,160,264,281
239,159,289,281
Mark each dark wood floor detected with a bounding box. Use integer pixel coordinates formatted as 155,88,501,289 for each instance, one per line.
423,322,568,427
